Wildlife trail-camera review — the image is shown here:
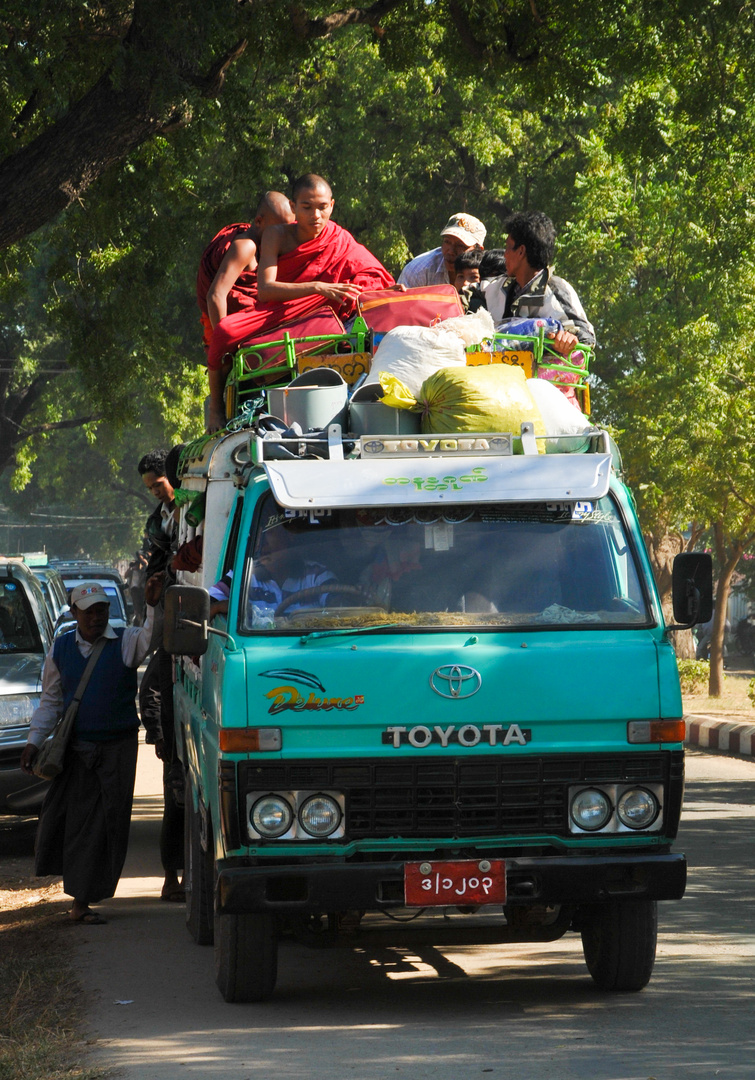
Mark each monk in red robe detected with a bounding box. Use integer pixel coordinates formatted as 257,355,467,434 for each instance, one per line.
196,191,294,351
206,174,397,431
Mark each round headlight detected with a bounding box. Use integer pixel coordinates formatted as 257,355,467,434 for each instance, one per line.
299,794,342,838
251,794,293,838
617,787,659,830
570,788,612,832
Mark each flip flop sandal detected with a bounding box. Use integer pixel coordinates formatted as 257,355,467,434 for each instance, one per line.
160,887,186,903
71,909,107,925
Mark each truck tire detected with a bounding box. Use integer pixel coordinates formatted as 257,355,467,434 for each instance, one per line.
580,899,657,992
185,779,215,946
214,911,278,1003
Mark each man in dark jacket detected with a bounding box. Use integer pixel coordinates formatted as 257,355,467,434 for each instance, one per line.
137,449,176,576
476,211,595,356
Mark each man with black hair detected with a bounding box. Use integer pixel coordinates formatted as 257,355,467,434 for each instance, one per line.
137,449,176,577
477,211,595,355
137,445,185,902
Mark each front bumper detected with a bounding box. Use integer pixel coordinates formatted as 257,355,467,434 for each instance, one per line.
216,852,686,915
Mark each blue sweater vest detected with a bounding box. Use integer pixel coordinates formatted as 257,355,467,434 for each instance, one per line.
53,630,139,741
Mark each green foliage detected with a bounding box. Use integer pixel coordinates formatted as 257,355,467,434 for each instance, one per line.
2,0,755,566
748,678,755,710
677,659,711,696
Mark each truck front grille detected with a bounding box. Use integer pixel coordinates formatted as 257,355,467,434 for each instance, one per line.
239,752,680,840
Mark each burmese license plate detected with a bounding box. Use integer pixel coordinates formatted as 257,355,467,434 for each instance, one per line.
404,859,506,907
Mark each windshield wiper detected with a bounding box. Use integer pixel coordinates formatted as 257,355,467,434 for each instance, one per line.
299,622,400,645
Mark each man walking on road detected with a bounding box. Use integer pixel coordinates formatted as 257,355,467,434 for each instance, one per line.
20,576,161,924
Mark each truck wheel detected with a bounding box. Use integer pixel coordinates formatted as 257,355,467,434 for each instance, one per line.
580,899,657,992
185,779,215,946
214,911,278,1003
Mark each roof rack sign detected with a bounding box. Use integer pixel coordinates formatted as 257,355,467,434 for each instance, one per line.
262,451,612,509
360,434,513,458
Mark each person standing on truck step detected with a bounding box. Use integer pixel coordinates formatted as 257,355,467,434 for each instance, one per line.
474,211,595,356
206,174,396,427
397,212,487,288
138,445,187,904
137,449,177,577
19,576,163,924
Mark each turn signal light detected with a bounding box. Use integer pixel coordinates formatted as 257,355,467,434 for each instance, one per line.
627,719,686,744
219,728,282,752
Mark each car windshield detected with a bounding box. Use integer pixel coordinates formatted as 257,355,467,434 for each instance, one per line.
239,494,651,632
0,581,43,651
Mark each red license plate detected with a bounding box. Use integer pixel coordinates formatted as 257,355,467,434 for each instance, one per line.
404,859,506,907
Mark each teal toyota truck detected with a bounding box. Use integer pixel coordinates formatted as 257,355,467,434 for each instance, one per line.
165,422,710,1002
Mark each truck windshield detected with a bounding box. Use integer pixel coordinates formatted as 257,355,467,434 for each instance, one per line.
240,495,651,632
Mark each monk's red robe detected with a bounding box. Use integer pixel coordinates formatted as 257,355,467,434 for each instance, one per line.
196,223,257,349
207,221,394,369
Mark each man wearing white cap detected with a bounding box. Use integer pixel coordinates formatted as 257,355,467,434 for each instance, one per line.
397,213,487,288
20,575,162,924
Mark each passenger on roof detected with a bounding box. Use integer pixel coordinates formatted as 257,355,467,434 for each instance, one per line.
196,192,295,351
206,173,396,432
397,213,486,288
475,212,595,355
454,247,484,310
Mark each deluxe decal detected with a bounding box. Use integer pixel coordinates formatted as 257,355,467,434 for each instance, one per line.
259,668,364,715
382,723,531,748
266,686,365,715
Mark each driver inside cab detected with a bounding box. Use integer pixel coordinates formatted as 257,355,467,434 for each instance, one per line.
209,513,336,628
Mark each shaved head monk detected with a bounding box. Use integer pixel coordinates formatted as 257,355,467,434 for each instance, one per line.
206,174,397,431
196,191,295,349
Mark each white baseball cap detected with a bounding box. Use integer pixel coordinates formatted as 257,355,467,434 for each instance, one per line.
70,582,109,610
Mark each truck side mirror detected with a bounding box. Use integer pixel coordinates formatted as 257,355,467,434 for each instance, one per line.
671,552,713,628
163,585,211,655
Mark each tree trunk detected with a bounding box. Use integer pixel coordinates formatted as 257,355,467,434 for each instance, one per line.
708,559,738,697
0,0,408,250
708,520,744,697
644,530,696,658
0,64,170,250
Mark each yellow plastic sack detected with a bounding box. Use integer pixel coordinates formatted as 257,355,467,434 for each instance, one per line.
418,364,546,438
378,372,422,412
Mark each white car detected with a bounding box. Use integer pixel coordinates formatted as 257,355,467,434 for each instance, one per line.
0,559,53,815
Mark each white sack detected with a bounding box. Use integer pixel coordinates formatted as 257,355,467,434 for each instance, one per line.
365,308,495,398
526,378,593,453
365,325,466,398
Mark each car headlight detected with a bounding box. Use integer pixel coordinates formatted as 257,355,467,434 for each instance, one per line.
299,794,342,838
616,787,659,829
250,794,294,838
0,694,40,729
570,788,612,832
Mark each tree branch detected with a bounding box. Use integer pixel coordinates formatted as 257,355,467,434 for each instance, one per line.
290,0,406,38
17,413,103,439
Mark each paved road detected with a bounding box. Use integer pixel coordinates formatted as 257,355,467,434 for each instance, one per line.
73,747,755,1080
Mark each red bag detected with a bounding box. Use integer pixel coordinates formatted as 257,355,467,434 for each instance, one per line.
357,285,463,334
236,309,346,387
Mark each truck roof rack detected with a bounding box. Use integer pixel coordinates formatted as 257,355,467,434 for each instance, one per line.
253,423,614,509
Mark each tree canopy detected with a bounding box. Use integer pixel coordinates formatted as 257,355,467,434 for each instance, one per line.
3,0,755,691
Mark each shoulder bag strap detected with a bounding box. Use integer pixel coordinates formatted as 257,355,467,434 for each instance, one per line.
67,636,108,715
